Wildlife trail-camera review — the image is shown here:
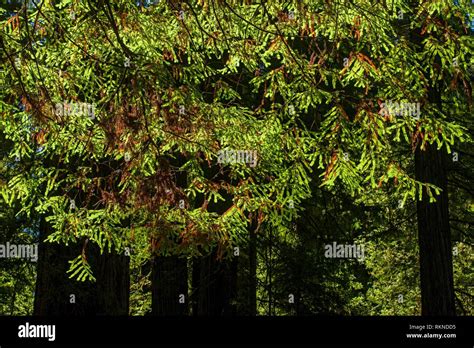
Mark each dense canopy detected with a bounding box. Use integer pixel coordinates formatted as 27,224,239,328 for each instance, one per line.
0,0,472,316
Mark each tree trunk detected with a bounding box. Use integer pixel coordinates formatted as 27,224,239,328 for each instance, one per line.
415,142,456,315
248,225,257,315
192,250,237,315
34,219,130,315
34,219,95,315
151,255,188,315
95,249,130,315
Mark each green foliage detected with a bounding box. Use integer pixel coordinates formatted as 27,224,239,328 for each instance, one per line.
0,0,472,315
